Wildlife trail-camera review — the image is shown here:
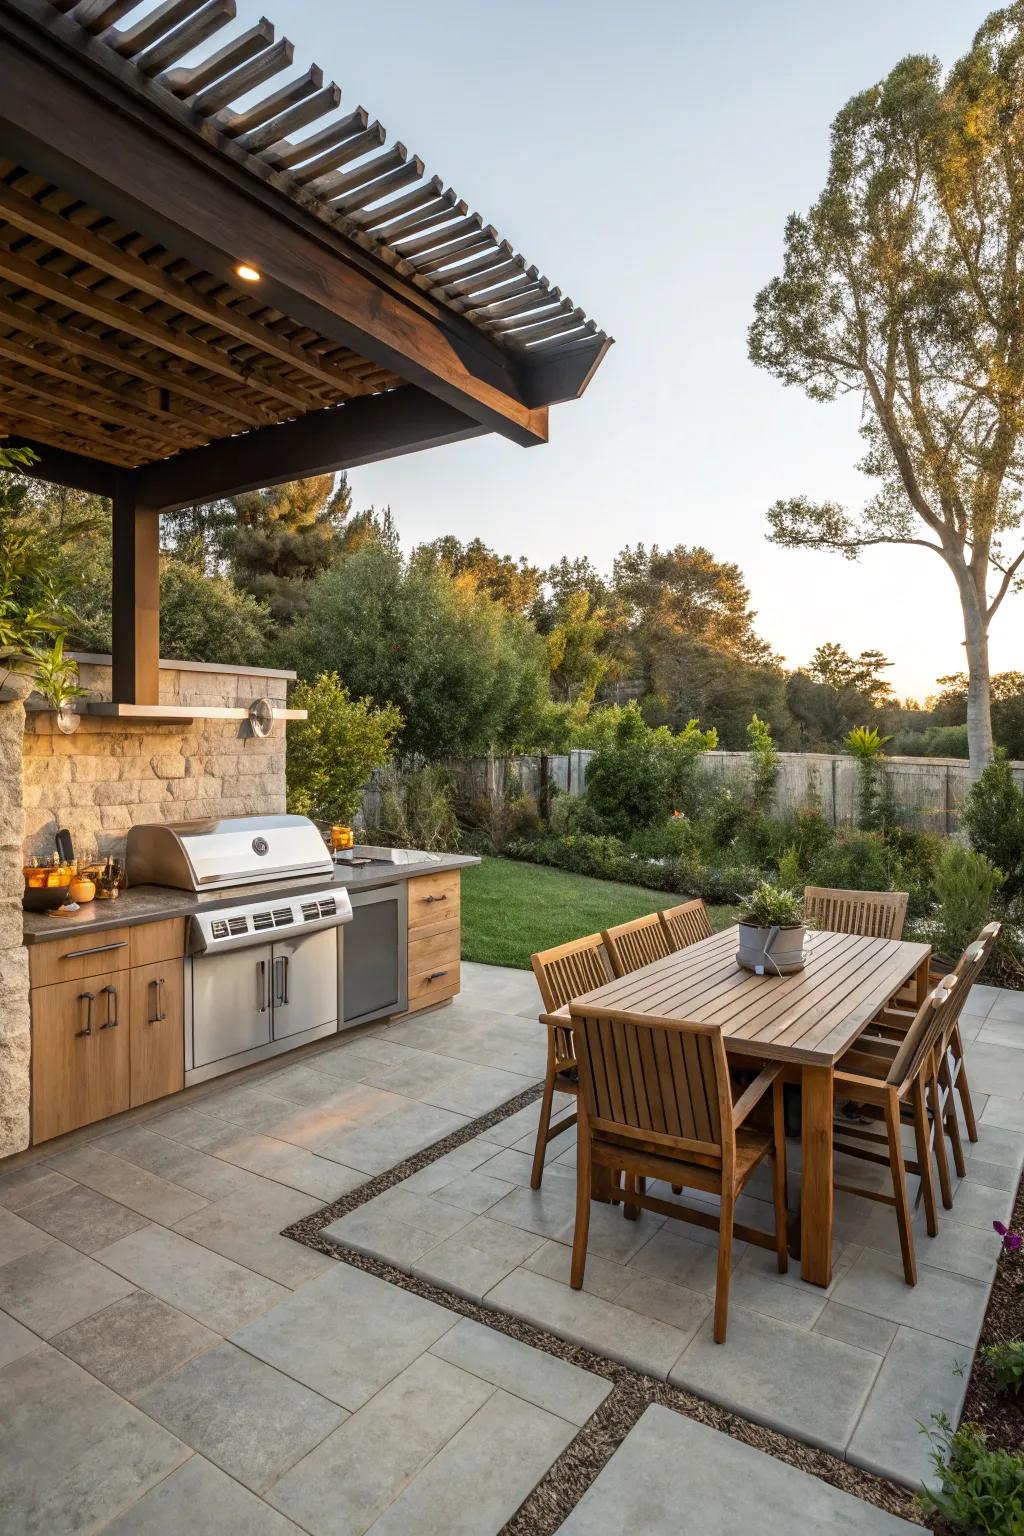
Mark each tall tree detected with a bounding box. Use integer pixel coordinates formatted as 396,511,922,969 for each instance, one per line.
225,474,353,623
545,589,615,705
750,8,1024,774
807,643,894,703
413,536,543,616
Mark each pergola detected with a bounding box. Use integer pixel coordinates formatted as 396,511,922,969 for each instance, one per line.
0,0,610,713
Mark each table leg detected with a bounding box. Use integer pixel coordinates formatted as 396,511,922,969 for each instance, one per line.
915,953,931,1007
800,1064,834,1287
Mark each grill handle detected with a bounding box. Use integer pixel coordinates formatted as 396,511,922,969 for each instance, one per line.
257,959,269,1014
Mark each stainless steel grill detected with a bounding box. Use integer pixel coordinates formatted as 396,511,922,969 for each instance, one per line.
125,813,334,891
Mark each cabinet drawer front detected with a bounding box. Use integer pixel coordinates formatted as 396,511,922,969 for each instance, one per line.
130,958,184,1109
407,872,460,930
31,971,130,1143
29,928,131,989
409,925,460,974
408,955,460,1005
130,919,187,969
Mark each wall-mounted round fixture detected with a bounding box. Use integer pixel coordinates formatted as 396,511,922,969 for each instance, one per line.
235,263,261,283
248,698,275,737
55,706,80,736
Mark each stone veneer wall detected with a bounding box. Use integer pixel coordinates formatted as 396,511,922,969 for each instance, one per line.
22,656,291,858
0,697,29,1157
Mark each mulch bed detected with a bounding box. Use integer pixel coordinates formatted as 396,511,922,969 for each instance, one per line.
957,1158,1024,1452
283,1082,928,1532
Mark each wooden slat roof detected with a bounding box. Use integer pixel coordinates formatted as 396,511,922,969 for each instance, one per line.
20,0,607,363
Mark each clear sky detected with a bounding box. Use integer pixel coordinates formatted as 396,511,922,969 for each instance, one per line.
232,0,1017,700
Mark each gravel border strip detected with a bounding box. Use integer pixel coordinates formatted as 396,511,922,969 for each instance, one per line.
282,1084,926,1532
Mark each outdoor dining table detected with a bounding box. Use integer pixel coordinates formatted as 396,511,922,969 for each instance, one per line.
568,924,932,1287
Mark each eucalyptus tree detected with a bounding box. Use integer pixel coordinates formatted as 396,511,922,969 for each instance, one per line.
750,7,1024,773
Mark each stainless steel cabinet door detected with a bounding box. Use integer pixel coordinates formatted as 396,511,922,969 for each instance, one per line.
271,927,338,1041
191,945,272,1067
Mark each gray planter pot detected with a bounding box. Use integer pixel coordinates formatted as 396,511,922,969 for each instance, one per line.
737,921,807,975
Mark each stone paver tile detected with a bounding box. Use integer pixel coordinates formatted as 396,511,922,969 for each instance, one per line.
317,1103,470,1175
358,1052,477,1098
231,1262,458,1411
813,1302,899,1356
0,1204,56,1266
976,1017,1024,1049
625,1224,744,1297
0,1237,134,1337
430,1170,513,1214
266,1352,493,1536
21,1183,149,1254
47,1144,209,1225
940,1177,1015,1231
99,1225,289,1334
103,1454,306,1535
671,1307,880,1454
400,1139,507,1195
52,1290,219,1398
486,1183,577,1243
191,1083,302,1132
848,1326,971,1490
412,1235,522,1302
172,1183,330,1289
979,1094,1024,1133
0,1163,74,1211
485,1268,692,1378
137,1340,346,1494
323,1207,437,1271
366,1388,575,1536
457,1214,548,1265
266,1087,410,1152
98,1125,260,1200
831,1248,990,1347
202,1129,366,1201
987,991,1024,1022
958,1041,1024,1098
523,1238,631,1302
370,1185,474,1239
961,1155,1019,1191
475,1147,575,1190
725,1264,826,1327
144,1104,227,1149
258,1062,366,1108
483,1101,573,1150
555,1403,919,1535
0,1309,45,1368
965,1122,1024,1168
612,1273,711,1343
0,1346,188,1535
576,1203,666,1265
431,1317,611,1426
324,1034,422,1069
423,1065,537,1117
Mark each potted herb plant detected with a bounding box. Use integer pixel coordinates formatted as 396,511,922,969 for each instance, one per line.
737,882,806,974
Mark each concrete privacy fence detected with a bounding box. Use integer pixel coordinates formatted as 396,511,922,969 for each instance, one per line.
361,750,1024,836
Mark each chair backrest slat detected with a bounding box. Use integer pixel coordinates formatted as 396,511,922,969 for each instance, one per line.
804,886,908,940
531,933,612,1013
572,1005,729,1165
938,923,1001,1050
603,913,672,976
888,981,953,1087
659,899,713,952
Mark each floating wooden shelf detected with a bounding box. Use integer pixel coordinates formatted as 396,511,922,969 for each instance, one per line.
83,704,307,724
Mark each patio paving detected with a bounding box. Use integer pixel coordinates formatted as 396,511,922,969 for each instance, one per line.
0,960,1019,1528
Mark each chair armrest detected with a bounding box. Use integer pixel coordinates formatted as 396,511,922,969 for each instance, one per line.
732,1065,783,1127
539,1009,571,1029
834,1070,890,1101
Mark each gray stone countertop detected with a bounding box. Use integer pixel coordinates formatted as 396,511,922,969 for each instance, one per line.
22,848,479,945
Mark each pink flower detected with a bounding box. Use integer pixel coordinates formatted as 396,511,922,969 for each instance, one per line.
994,1220,1023,1253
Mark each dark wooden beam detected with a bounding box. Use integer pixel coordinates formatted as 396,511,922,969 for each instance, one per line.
0,17,551,447
132,387,487,513
520,335,614,408
111,477,160,705
1,435,118,496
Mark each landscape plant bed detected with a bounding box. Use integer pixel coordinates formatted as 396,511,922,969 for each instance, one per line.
955,1155,1024,1461
282,1084,926,1532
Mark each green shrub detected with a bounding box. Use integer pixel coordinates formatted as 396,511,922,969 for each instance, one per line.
627,818,695,862
926,844,1003,963
460,783,542,855
845,725,892,831
548,794,603,838
963,753,1024,899
739,882,803,927
747,714,780,815
373,765,460,852
585,741,672,832
286,673,402,824
918,1416,1024,1534
777,845,802,888
985,1341,1024,1397
807,831,894,892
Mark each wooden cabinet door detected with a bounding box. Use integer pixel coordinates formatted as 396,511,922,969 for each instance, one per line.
31,971,130,1144
130,958,184,1108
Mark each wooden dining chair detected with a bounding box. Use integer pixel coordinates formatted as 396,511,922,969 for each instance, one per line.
529,934,613,1190
831,978,959,1284
804,885,909,940
659,898,714,952
569,1004,788,1343
602,912,672,977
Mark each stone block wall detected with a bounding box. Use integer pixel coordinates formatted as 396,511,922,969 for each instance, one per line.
22,656,292,858
0,698,29,1157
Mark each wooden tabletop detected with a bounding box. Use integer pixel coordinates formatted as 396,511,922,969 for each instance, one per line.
569,926,931,1067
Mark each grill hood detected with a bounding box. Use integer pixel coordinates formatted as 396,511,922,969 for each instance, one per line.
126,814,334,892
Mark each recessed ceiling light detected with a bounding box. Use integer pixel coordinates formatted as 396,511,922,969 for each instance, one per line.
235,263,261,283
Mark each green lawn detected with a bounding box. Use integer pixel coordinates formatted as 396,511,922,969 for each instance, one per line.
460,856,736,970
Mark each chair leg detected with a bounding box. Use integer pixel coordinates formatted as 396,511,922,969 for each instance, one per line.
772,1078,789,1274
713,1184,735,1344
530,1041,557,1191
570,1134,592,1290
929,1069,954,1210
886,1089,917,1286
623,1173,644,1221
952,1026,979,1142
911,1079,938,1238
940,1057,966,1179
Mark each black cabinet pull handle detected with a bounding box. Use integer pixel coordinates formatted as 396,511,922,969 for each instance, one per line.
257,959,269,1014
147,976,166,1024
426,969,449,981
99,984,119,1028
61,940,127,960
423,894,448,904
75,991,94,1037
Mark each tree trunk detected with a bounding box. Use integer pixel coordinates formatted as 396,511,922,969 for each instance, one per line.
959,584,994,778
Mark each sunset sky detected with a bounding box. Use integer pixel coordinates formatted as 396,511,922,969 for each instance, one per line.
232,0,1016,700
